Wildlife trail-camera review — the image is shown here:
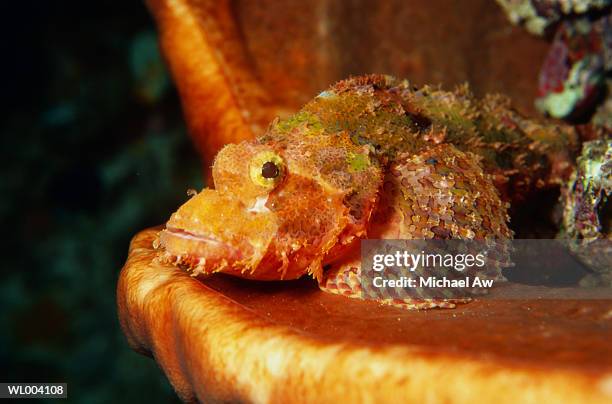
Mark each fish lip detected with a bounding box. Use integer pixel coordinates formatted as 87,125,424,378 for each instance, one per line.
164,227,228,246
162,227,246,260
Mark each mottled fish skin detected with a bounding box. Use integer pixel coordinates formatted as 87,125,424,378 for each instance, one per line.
158,75,578,309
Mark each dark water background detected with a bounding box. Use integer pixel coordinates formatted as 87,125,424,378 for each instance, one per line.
0,1,204,402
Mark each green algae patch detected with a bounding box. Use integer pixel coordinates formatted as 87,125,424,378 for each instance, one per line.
273,111,324,135
347,152,370,172
304,91,426,158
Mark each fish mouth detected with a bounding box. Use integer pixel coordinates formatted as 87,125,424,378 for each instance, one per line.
159,227,245,273
164,227,230,247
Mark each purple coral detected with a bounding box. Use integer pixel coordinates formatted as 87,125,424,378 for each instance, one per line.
539,36,570,96
536,16,608,120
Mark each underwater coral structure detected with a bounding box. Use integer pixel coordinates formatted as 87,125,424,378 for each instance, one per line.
537,13,611,121
561,139,611,285
496,0,610,35
497,0,611,125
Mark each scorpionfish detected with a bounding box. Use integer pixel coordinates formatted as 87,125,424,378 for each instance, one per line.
158,75,577,309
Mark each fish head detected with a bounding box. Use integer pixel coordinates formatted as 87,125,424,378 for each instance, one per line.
159,126,382,280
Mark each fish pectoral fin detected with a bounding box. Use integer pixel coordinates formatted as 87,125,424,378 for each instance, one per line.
319,260,469,310
319,263,362,299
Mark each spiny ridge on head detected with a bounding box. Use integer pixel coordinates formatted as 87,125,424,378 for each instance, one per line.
330,74,405,94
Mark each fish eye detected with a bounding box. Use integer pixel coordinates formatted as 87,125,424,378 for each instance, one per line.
249,151,285,188
261,161,280,179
